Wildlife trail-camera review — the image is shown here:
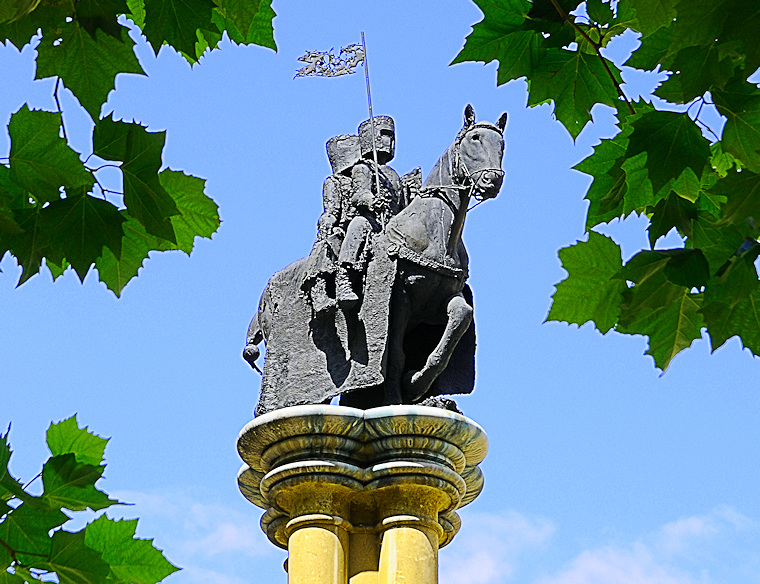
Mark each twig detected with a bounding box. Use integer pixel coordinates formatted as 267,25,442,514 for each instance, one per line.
54,77,67,142
86,163,122,172
549,0,635,114
22,472,41,490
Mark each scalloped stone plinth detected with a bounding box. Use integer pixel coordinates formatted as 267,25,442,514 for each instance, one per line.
237,404,487,584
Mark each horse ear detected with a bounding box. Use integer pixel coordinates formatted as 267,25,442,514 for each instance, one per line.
497,112,508,132
464,104,475,127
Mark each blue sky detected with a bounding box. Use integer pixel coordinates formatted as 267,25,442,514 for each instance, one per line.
2,1,760,583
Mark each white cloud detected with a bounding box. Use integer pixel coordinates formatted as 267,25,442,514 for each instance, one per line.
440,509,555,584
655,506,753,556
538,506,759,584
536,545,702,584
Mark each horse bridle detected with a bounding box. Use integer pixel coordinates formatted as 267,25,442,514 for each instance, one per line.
419,122,504,211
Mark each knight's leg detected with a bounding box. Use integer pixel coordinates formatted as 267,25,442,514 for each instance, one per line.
336,218,372,308
384,282,412,405
403,292,473,402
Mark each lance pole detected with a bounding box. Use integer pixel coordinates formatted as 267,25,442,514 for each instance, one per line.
361,31,382,209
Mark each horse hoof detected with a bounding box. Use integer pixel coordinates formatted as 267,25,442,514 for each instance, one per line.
402,370,426,402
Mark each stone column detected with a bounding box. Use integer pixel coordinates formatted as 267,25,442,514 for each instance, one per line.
237,405,487,584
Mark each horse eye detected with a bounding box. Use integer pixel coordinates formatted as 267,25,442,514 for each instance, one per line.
471,134,480,141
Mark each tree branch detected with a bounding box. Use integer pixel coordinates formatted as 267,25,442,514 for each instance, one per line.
53,77,68,142
549,0,635,114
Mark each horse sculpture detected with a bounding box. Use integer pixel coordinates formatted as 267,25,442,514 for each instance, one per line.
244,105,506,415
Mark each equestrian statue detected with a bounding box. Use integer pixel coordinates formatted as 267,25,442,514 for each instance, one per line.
244,105,506,415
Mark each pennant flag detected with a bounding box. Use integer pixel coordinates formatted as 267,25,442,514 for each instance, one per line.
295,44,365,78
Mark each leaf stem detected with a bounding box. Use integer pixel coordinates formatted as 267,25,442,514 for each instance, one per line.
549,0,634,114
54,77,68,143
22,472,42,490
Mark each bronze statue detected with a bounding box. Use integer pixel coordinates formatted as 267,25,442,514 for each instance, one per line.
244,106,506,415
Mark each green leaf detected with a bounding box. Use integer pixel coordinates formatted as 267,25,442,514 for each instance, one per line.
0,571,25,584
711,168,760,227
626,0,677,37
95,214,167,296
713,81,760,173
0,2,71,50
126,0,145,27
0,504,68,565
0,430,26,503
85,515,179,584
648,191,698,245
690,213,756,276
546,231,626,333
93,116,178,240
8,107,93,204
617,251,705,370
75,0,129,39
451,0,541,85
159,170,218,254
627,110,711,195
212,0,275,49
142,0,215,59
41,455,119,512
2,206,51,284
0,0,41,24
32,529,110,584
586,0,613,26
36,25,144,120
36,190,126,281
575,120,639,228
710,142,742,178
528,49,621,138
671,167,701,203
700,255,760,354
655,44,735,104
46,416,108,467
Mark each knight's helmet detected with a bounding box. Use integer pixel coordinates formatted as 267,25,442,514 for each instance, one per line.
358,116,395,163
326,134,361,175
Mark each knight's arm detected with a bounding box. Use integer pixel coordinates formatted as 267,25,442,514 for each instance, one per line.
350,162,374,209
317,176,341,236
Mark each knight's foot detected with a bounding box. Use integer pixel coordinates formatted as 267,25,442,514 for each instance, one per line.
313,295,336,315
337,291,359,310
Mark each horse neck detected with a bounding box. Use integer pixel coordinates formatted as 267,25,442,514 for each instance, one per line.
423,143,470,257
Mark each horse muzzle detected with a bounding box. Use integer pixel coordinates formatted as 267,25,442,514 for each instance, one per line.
472,168,504,199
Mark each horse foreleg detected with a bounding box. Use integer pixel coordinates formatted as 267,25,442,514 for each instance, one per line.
403,292,473,402
384,286,411,405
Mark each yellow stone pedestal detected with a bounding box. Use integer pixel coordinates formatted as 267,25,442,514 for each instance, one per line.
237,405,487,584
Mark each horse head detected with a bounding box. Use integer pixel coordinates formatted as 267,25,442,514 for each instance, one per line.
454,104,506,200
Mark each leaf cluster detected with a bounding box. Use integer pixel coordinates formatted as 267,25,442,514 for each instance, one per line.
0,0,275,294
1,416,178,583
455,0,760,370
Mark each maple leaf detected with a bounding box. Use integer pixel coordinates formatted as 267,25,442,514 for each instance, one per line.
212,0,275,49
85,515,179,584
528,49,621,138
35,189,126,281
546,231,626,334
142,0,216,59
616,250,707,370
93,116,179,241
626,110,711,196
451,0,542,85
700,254,760,355
46,416,109,467
712,81,760,174
710,169,760,227
8,107,93,205
76,0,130,39
36,25,144,120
